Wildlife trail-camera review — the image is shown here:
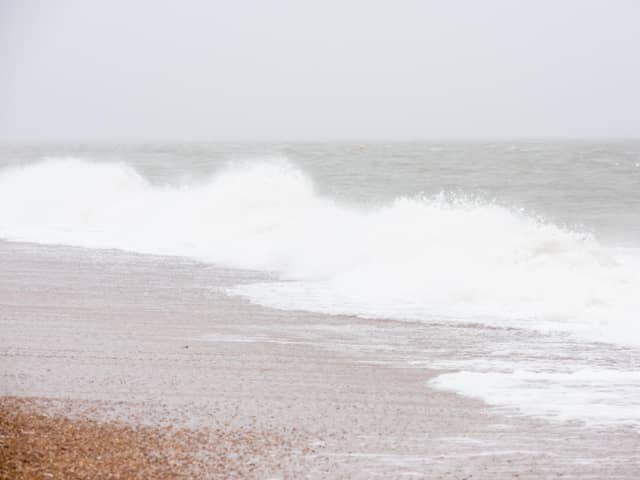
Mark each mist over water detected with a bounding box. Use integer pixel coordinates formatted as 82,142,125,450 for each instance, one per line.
1,142,639,425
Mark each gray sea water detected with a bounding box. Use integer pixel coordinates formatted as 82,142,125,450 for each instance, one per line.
2,141,639,243
1,141,640,427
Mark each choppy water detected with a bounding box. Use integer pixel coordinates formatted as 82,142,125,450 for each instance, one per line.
1,141,639,426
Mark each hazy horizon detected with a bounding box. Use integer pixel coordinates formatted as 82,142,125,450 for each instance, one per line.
3,137,640,146
2,0,639,142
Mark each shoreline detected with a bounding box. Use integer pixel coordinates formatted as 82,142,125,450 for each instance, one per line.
2,240,639,478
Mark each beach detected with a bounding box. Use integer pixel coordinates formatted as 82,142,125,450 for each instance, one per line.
2,240,639,478
4,0,640,475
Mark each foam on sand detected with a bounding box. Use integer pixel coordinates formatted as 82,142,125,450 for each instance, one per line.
431,368,640,425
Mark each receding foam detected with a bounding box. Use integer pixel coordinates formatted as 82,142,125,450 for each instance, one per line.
431,369,640,425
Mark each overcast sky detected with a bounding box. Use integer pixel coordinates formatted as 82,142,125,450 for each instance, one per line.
1,0,639,141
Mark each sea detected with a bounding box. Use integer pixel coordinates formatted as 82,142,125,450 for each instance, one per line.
1,141,639,427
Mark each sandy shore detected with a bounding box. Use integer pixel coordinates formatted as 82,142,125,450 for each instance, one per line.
1,241,639,478
1,396,312,479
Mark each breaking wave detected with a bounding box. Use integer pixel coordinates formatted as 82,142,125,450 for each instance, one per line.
1,157,639,346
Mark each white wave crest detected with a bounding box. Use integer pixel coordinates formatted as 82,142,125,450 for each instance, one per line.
1,157,639,347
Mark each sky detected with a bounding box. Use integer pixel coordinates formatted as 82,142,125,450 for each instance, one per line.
1,0,639,141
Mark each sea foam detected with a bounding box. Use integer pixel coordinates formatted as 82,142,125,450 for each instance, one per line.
431,368,640,425
1,157,639,348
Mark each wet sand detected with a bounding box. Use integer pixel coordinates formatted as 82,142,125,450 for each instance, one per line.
1,241,639,478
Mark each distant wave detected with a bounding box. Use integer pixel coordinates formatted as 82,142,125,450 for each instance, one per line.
2,157,640,347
